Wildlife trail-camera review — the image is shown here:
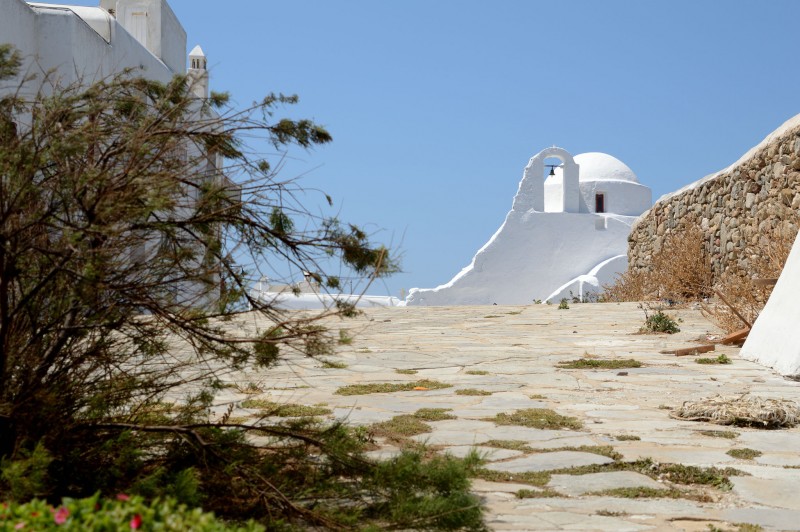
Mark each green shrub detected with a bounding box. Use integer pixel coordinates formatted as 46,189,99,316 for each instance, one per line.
558,299,570,310
696,354,732,365
0,494,264,531
640,311,680,334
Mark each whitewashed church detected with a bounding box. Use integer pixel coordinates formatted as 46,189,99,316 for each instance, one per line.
404,147,653,306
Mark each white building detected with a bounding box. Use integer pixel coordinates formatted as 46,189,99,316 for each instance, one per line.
1,0,229,306
404,147,652,306
1,0,204,91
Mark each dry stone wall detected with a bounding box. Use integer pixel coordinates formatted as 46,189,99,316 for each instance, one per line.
628,117,800,279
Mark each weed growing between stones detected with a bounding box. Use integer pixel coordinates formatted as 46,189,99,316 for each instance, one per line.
471,469,550,487
471,458,745,498
372,409,456,441
558,299,570,310
395,369,418,375
707,524,764,532
456,389,493,396
726,448,762,460
465,370,490,376
239,400,332,417
515,488,562,499
596,510,628,517
372,416,433,438
558,358,643,370
697,354,732,365
639,306,681,334
485,409,583,430
699,430,739,439
615,434,642,441
320,359,348,369
335,380,452,395
483,440,532,451
588,486,707,501
529,394,547,400
482,441,621,459
413,409,457,422
338,330,354,345
483,315,502,319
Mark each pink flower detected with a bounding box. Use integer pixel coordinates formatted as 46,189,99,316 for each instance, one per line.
116,493,130,502
14,523,25,530
130,514,142,529
53,506,69,525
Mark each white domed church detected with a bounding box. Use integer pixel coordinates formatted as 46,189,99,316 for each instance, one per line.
404,147,652,306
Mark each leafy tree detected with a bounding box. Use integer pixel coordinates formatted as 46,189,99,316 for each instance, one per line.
0,44,483,529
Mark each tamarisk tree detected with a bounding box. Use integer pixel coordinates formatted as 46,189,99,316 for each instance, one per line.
0,45,484,529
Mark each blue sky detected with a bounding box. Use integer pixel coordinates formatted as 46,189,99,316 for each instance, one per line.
43,1,800,297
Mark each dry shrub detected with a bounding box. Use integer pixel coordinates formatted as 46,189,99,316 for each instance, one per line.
703,222,796,333
605,227,712,302
671,394,800,428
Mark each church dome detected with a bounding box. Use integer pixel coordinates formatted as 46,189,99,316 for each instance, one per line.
574,152,639,183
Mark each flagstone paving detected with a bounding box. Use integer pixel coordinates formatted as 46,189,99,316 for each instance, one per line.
219,302,800,531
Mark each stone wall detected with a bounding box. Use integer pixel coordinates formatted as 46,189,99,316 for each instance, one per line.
629,116,800,279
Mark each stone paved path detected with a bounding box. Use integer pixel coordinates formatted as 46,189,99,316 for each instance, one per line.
218,303,800,531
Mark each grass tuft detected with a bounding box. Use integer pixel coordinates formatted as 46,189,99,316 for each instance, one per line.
615,434,641,441
515,488,562,499
335,380,451,396
699,430,739,439
696,354,732,365
465,370,490,375
726,448,762,460
412,408,456,422
372,415,432,438
558,358,642,370
320,359,348,369
240,400,332,417
471,468,550,487
588,486,704,501
485,408,583,430
456,388,492,396
395,369,418,375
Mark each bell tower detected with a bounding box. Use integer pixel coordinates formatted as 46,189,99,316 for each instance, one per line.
187,45,209,99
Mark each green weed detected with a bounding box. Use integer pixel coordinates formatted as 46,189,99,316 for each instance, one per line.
335,380,451,396
726,448,762,460
558,358,642,369
456,388,492,396
485,409,583,430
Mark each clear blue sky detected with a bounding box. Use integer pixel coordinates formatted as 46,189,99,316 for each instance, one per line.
44,1,800,297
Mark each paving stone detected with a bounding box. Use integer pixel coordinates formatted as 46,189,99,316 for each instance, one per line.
721,508,800,531
547,471,664,496
732,477,800,510
485,451,614,473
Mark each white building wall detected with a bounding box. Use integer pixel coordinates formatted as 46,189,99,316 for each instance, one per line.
740,230,800,377
0,0,36,85
405,212,637,306
2,0,183,90
578,180,652,216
